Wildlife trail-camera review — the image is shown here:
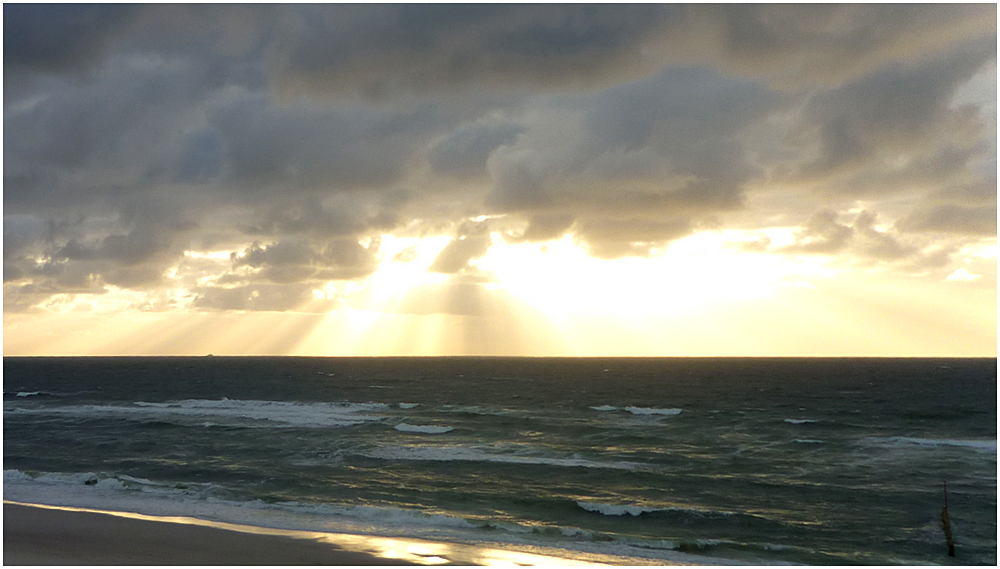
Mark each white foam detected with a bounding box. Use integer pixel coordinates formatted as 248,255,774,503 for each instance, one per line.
398,403,420,409
2,468,475,536
576,501,660,517
13,399,387,428
272,500,477,530
4,469,33,483
792,439,825,444
867,437,997,453
590,406,683,416
784,419,816,425
2,469,752,566
16,391,43,397
625,407,682,416
394,423,454,434
363,446,643,471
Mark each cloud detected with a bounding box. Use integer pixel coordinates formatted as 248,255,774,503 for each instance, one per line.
191,282,321,312
265,4,687,99
574,218,693,260
702,4,996,87
779,37,995,192
779,210,924,264
206,92,444,191
897,204,998,236
428,120,523,179
483,66,779,256
2,4,996,313
516,214,575,243
3,4,140,77
428,222,492,274
262,5,995,98
229,238,380,284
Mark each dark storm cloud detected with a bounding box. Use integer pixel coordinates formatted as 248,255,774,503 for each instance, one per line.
266,4,686,99
3,4,139,77
4,53,229,213
205,93,445,191
705,4,995,87
264,4,995,98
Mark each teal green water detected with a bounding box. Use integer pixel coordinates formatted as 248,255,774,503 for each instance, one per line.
4,357,996,564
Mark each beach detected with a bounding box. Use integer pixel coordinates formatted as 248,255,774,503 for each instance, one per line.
3,503,419,565
5,502,669,566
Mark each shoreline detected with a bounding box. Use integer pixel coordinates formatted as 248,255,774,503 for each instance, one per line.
3,502,420,565
5,501,686,566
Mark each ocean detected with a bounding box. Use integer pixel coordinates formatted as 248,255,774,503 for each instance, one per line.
3,357,996,565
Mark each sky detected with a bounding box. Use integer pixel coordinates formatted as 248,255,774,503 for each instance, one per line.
3,3,997,357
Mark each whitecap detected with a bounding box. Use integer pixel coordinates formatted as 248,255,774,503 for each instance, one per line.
13,399,388,429
625,407,682,416
4,469,33,482
784,419,817,425
398,403,420,409
576,501,659,517
867,437,997,453
590,405,618,412
394,423,453,434
364,446,643,471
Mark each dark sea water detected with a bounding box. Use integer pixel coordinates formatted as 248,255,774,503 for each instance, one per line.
4,357,996,565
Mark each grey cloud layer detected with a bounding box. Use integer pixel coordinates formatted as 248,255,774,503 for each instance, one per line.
4,4,996,312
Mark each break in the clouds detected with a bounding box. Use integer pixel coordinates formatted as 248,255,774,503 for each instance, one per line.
4,4,996,314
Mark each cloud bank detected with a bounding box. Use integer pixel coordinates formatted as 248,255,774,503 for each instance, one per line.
4,4,996,313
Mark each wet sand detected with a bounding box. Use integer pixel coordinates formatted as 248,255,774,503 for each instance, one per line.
4,502,656,566
3,503,417,565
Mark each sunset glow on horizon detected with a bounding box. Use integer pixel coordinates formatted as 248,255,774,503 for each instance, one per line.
4,4,996,357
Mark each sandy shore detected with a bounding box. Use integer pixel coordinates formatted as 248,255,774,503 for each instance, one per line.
3,503,421,565
5,502,671,566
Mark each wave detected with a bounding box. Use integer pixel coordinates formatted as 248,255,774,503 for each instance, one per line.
626,407,682,416
363,446,645,471
7,399,388,429
2,468,804,565
784,419,817,425
865,437,997,453
4,390,56,398
574,500,794,534
576,501,664,517
3,469,206,496
575,501,742,520
394,423,454,434
589,405,683,416
2,468,474,535
792,439,825,444
398,403,420,409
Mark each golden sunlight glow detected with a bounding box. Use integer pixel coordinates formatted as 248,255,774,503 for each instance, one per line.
4,230,996,357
